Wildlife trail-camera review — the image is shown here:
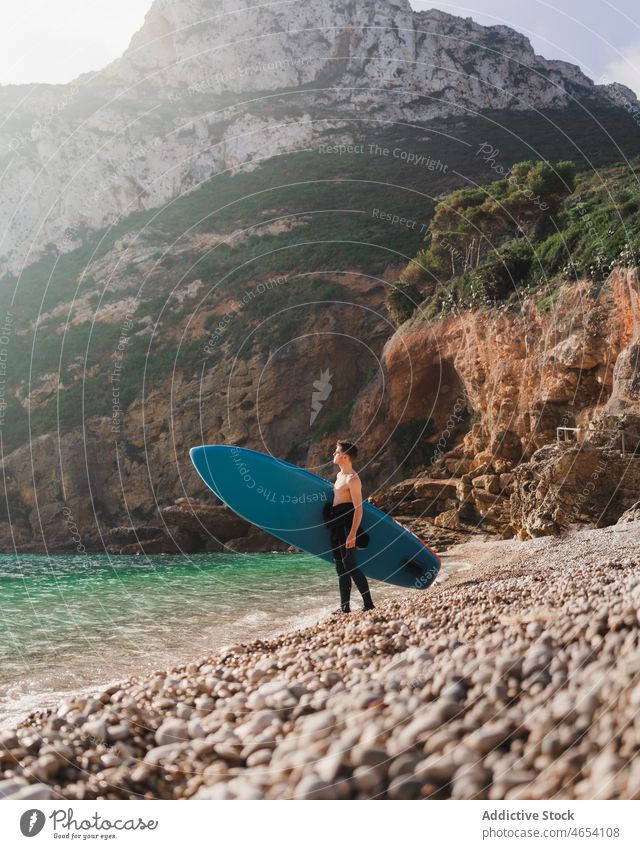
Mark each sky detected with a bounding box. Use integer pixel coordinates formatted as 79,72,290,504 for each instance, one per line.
0,0,639,95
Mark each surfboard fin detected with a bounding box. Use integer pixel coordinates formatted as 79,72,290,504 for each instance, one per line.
402,559,425,578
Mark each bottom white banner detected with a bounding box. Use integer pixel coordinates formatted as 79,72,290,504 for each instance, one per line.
0,799,637,848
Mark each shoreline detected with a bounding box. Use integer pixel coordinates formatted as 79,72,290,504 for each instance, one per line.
1,525,639,799
0,551,473,734
0,601,334,736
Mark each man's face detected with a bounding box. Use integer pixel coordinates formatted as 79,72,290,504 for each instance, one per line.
333,445,344,463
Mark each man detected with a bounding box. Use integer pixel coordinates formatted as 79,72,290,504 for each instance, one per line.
325,440,375,613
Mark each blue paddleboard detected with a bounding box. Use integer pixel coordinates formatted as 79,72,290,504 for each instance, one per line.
189,445,441,589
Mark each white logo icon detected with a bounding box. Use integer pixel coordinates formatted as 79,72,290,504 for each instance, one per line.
310,369,332,425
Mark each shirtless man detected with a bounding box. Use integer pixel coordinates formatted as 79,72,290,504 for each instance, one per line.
328,440,375,613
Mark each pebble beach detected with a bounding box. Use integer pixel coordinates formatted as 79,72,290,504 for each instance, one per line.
2,522,640,801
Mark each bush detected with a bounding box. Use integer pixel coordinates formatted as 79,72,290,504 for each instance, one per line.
396,156,640,316
398,158,577,302
313,401,355,439
386,279,423,325
472,240,534,301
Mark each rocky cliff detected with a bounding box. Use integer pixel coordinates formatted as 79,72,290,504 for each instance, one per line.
360,267,640,540
2,1,640,554
3,264,640,552
0,0,636,274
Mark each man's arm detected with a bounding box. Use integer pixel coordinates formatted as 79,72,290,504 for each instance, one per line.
346,475,363,547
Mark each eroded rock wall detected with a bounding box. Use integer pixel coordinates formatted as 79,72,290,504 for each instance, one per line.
353,269,640,466
3,269,639,552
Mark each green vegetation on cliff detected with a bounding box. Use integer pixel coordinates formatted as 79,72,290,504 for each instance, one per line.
390,157,640,323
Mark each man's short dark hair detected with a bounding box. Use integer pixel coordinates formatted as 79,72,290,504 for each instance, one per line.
337,440,358,460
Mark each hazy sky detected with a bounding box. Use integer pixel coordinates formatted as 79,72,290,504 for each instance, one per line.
0,0,639,95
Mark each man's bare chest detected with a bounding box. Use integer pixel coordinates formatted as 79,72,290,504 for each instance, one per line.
334,473,358,493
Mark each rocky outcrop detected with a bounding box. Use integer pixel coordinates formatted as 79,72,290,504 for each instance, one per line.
0,0,636,274
160,498,293,553
3,268,640,552
379,426,640,543
617,501,640,524
510,444,640,539
369,472,512,540
335,268,640,477
161,499,250,540
334,268,640,542
104,499,293,554
0,268,390,553
370,478,459,516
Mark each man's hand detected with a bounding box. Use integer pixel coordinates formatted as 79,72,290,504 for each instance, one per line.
346,533,357,549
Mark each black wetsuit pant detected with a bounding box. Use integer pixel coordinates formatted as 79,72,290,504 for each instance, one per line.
327,504,374,612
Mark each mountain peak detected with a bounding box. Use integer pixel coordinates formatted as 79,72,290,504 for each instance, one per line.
103,0,630,113
0,0,637,274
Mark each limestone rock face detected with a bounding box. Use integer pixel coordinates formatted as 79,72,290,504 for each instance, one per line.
225,531,293,554
161,499,251,540
510,444,640,539
101,499,292,554
617,502,640,524
328,268,640,542
4,267,640,552
350,269,640,474
0,267,390,553
370,478,458,516
105,0,611,113
0,0,635,274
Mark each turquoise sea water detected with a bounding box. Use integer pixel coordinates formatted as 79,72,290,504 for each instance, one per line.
0,550,465,730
